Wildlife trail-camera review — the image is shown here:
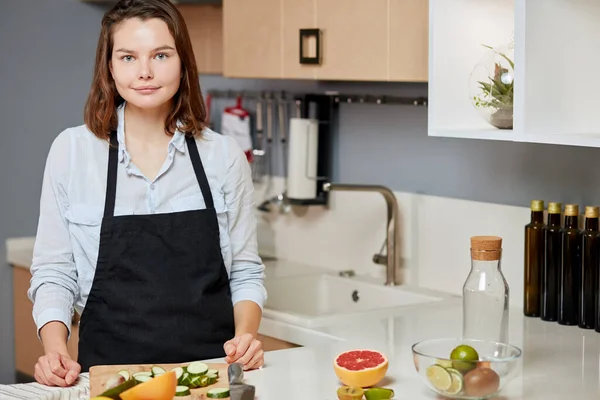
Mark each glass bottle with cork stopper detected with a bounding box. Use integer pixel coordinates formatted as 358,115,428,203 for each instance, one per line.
524,200,545,317
579,206,598,329
462,236,509,344
541,202,562,322
558,204,581,326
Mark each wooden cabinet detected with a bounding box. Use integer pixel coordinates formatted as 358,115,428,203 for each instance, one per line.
223,0,282,78
389,0,429,82
221,0,428,82
13,266,79,379
315,0,388,81
178,4,224,74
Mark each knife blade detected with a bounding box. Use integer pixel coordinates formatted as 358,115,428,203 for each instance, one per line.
228,363,256,400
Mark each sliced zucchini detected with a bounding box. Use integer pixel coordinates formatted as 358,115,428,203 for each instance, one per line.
175,385,191,396
206,374,218,385
207,369,219,377
207,388,230,399
133,371,152,378
134,375,153,384
180,372,190,386
187,361,209,376
151,366,166,376
171,366,184,381
188,375,201,388
198,375,210,387
117,369,130,381
100,378,137,399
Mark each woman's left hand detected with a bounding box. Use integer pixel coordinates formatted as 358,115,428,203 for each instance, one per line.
223,333,264,370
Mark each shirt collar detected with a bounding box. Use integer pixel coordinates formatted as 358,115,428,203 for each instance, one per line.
116,102,187,164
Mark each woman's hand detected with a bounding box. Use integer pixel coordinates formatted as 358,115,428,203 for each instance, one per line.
34,351,81,387
223,333,264,371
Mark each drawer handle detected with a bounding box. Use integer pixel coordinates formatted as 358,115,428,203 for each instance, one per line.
299,28,321,65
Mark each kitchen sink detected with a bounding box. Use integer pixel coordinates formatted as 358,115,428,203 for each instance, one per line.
262,273,445,328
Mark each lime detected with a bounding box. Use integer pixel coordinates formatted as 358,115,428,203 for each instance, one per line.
337,386,364,400
444,368,464,395
450,345,479,373
364,387,395,400
426,364,452,391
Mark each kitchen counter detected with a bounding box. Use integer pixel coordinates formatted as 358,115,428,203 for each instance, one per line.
6,237,600,399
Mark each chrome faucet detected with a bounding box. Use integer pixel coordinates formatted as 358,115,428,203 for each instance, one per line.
322,182,402,286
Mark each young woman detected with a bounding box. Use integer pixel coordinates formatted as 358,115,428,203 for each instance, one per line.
27,0,266,387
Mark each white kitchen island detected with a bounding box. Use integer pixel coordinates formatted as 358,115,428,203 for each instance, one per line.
5,237,600,399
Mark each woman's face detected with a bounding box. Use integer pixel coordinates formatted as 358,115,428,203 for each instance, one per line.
110,17,181,111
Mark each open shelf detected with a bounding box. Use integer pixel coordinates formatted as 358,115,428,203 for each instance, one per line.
428,0,600,147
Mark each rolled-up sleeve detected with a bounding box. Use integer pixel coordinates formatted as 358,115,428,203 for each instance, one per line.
27,131,79,338
222,136,267,310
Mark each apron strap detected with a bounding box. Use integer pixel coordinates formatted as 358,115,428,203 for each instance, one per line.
104,131,119,218
186,135,215,210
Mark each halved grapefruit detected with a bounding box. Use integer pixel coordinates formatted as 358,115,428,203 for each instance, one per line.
119,370,177,400
333,349,389,388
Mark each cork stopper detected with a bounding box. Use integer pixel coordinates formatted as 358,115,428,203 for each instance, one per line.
530,200,544,212
585,206,599,218
470,236,502,261
548,202,562,214
565,204,579,217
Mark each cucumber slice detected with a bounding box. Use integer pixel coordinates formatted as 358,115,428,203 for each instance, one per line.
133,371,152,378
100,378,137,399
180,372,190,386
199,375,210,387
187,361,209,376
188,375,201,388
206,374,218,385
171,367,184,381
175,385,191,396
134,375,153,384
207,388,230,399
117,370,130,381
151,366,166,376
207,369,219,377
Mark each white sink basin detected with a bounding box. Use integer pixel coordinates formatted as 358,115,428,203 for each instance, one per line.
263,273,445,328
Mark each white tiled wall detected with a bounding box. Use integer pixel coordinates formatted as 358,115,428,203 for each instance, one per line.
254,177,529,308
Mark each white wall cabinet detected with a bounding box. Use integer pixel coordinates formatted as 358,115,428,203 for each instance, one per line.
428,0,600,147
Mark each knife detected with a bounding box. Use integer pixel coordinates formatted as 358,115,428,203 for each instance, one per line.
228,363,256,400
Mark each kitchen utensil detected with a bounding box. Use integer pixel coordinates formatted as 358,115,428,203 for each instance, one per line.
252,98,266,183
222,95,253,163
277,96,291,213
228,363,256,400
411,338,521,399
89,361,229,398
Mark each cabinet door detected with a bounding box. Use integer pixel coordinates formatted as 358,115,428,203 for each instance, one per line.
315,0,388,81
389,0,428,82
282,0,317,79
179,5,224,75
223,0,282,78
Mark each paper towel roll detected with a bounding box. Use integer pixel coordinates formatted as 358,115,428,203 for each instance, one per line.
287,118,319,200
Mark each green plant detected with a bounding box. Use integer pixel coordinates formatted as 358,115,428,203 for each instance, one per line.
473,44,514,110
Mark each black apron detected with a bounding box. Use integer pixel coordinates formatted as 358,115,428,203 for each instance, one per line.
77,131,235,372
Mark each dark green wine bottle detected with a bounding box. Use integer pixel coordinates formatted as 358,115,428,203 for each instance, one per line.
579,206,599,329
524,200,545,317
558,204,581,326
541,202,562,322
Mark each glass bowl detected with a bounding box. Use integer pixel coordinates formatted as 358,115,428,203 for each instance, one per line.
411,338,522,399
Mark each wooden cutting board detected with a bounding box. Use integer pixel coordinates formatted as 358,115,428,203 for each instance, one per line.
90,361,230,399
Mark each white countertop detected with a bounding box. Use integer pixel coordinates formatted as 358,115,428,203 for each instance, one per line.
6,237,600,399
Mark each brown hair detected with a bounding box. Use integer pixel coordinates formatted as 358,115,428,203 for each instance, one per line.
84,0,207,140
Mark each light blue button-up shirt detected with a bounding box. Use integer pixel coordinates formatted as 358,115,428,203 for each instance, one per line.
28,103,267,337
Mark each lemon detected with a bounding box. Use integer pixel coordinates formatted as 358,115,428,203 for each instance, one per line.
426,364,452,391
450,344,479,373
337,386,364,400
364,387,395,400
444,368,464,395
435,358,453,368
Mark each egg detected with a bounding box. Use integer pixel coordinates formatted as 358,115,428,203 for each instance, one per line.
464,367,500,397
